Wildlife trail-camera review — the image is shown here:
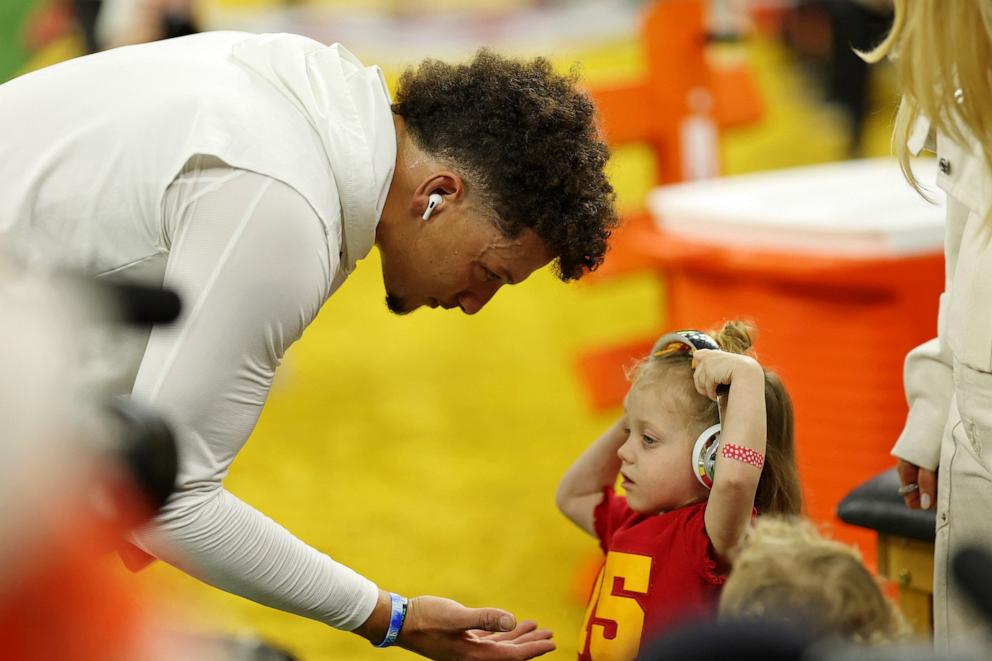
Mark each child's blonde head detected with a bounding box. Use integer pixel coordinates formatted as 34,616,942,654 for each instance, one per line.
719,516,909,644
630,321,802,516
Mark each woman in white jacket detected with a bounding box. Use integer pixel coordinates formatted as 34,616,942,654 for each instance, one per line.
865,0,992,645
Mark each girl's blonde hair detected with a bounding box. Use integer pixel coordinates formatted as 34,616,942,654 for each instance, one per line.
719,516,909,645
632,320,803,516
862,0,992,195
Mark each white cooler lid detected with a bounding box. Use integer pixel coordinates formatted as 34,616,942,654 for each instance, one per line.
648,158,946,256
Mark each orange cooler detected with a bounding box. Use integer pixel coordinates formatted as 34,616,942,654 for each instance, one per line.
645,158,946,557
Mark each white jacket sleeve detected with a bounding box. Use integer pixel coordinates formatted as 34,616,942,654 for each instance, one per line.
891,116,949,472
130,165,378,630
892,335,952,471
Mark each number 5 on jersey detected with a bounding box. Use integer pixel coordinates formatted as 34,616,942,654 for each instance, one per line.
579,551,652,660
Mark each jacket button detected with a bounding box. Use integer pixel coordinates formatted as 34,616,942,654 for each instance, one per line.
939,157,952,174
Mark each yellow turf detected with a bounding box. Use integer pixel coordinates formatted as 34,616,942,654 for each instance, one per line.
24,21,896,660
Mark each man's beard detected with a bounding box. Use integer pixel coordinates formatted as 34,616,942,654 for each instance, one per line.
385,292,413,315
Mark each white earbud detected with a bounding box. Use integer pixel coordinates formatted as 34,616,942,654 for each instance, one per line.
422,193,444,221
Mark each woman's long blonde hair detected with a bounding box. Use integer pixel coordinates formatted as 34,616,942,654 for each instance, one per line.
862,0,992,193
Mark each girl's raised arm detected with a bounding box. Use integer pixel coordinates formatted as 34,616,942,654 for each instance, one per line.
556,416,627,536
693,350,767,561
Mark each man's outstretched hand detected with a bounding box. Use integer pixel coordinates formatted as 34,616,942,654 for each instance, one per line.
401,596,555,660
357,590,555,660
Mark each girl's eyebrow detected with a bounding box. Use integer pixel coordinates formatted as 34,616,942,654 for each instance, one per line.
626,414,658,429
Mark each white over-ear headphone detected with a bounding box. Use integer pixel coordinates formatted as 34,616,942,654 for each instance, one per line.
692,424,722,489
422,193,444,221
651,330,728,490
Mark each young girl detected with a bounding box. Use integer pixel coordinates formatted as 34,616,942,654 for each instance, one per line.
557,321,801,660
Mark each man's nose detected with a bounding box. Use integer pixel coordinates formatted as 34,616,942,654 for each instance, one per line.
457,283,502,315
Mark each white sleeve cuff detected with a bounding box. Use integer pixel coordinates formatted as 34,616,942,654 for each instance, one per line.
891,400,944,471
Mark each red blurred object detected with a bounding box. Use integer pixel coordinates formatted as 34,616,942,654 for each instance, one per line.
0,465,159,660
23,0,76,52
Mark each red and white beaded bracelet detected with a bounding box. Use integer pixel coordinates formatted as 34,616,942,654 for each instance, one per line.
721,442,765,469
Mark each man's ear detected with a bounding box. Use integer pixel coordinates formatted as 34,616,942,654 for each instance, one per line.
412,171,464,220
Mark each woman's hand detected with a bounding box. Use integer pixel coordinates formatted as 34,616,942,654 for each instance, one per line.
896,458,938,511
691,349,762,400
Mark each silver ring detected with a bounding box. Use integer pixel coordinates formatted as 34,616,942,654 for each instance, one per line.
898,483,920,496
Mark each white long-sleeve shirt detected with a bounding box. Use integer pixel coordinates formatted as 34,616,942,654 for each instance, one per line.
135,162,378,628
0,32,396,630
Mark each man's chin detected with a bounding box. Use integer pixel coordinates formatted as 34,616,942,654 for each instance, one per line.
384,293,417,316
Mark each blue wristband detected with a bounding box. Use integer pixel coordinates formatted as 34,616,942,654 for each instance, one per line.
373,592,408,648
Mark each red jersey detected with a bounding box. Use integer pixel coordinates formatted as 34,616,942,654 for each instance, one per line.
577,488,725,660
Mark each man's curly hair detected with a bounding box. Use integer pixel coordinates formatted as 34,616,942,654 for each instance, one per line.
392,49,618,281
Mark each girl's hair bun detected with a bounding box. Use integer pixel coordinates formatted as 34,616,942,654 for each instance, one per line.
710,320,755,355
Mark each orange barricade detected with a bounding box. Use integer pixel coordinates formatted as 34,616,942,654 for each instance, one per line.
586,0,764,281
590,0,763,181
